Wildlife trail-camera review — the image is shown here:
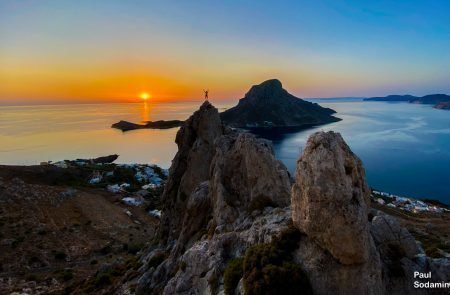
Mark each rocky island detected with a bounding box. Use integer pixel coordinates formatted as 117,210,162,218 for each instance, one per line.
364,94,450,110
112,120,184,132
220,79,341,129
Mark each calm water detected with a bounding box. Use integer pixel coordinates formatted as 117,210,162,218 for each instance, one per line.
0,100,449,203
270,100,450,203
0,101,217,167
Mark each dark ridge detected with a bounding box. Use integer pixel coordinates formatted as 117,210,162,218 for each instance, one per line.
112,120,184,131
220,79,341,129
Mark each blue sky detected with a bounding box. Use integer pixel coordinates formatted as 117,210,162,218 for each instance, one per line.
0,0,449,102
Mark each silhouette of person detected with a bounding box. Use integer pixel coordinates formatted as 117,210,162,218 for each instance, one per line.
204,89,209,101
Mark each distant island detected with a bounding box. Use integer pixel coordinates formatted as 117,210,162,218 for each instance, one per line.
220,79,341,129
364,94,450,110
111,120,184,132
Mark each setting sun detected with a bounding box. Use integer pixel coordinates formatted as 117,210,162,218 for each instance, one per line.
140,92,151,100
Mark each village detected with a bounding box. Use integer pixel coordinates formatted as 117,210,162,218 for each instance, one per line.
48,157,450,217
371,189,449,214
48,156,167,219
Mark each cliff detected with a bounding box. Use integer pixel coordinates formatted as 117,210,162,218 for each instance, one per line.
135,102,449,295
220,79,341,129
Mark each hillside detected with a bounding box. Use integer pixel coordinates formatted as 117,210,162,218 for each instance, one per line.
0,162,164,294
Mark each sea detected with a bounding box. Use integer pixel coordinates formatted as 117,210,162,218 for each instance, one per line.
1,99,449,203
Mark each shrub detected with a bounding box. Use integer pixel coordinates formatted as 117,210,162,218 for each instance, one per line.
425,247,442,258
127,242,144,255
224,257,244,295
54,251,67,260
62,269,74,281
99,244,112,255
242,226,312,295
109,167,138,187
246,262,311,295
11,236,25,249
95,272,112,287
26,274,38,281
208,273,219,295
151,165,166,180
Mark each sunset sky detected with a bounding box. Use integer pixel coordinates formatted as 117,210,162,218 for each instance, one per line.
1,0,449,104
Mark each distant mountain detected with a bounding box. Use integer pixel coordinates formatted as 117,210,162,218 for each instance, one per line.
220,79,341,128
364,93,450,110
364,95,416,102
410,94,450,105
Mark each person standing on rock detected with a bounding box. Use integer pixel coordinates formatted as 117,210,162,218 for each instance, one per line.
203,89,209,101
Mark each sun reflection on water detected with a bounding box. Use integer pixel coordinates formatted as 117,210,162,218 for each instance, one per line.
141,101,151,122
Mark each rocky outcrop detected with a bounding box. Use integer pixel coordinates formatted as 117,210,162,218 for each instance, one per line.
137,101,292,294
220,79,340,128
294,235,383,295
292,131,371,264
292,131,383,294
72,154,119,164
159,101,223,242
209,132,291,227
291,131,449,295
159,101,291,243
371,214,421,260
136,104,448,295
112,120,184,131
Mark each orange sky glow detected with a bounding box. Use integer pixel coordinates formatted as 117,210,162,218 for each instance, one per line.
0,1,448,105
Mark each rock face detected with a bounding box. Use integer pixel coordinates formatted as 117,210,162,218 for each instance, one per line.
136,105,448,295
220,79,340,128
370,214,421,260
159,101,223,242
159,101,291,243
138,101,292,294
291,131,449,295
292,131,370,264
209,132,291,227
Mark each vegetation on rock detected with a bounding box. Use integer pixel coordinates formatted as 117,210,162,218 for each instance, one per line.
223,257,244,295
223,225,312,295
